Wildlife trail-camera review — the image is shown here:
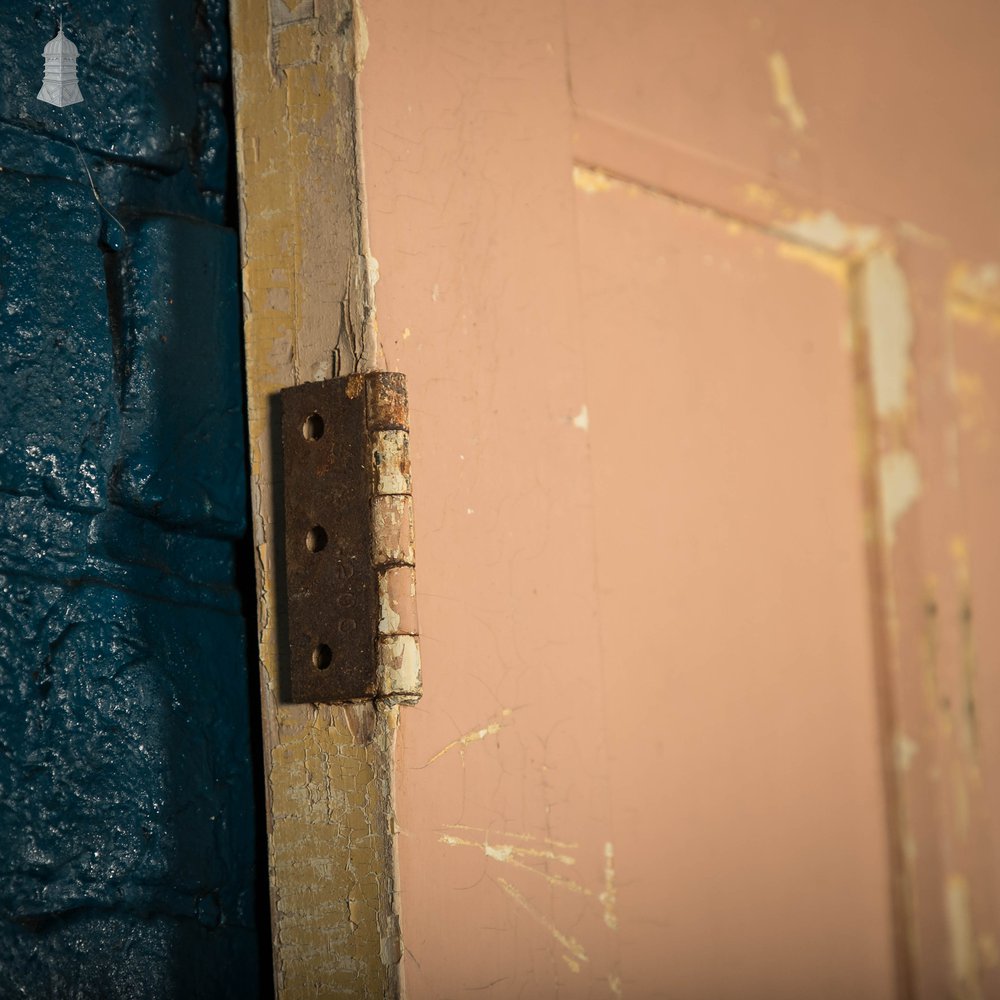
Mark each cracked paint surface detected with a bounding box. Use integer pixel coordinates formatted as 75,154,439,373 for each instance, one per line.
230,0,402,996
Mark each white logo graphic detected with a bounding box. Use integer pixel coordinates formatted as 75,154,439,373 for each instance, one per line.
37,20,84,108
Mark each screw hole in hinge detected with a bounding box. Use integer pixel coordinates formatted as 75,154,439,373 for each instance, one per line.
305,525,328,552
302,412,325,441
312,644,332,670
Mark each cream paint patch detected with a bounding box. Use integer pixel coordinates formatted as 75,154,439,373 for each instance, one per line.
767,52,807,133
778,210,881,255
950,260,1000,303
864,251,915,418
879,450,921,547
573,164,617,194
378,635,421,693
572,405,590,430
894,732,919,772
948,296,1000,337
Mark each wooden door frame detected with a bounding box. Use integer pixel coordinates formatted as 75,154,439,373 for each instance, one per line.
229,2,403,997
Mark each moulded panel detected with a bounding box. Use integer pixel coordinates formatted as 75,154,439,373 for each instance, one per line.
566,0,1000,256
574,178,896,1000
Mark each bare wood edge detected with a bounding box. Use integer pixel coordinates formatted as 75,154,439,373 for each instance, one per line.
229,1,403,996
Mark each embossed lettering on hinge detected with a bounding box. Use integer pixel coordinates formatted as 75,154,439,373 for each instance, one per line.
280,372,421,704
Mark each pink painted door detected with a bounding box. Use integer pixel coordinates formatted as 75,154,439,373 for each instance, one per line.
360,1,1000,997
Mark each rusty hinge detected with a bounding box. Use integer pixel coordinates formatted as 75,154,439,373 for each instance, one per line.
279,372,421,704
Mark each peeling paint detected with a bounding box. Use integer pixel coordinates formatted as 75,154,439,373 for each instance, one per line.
879,450,921,546
767,52,807,133
949,261,1000,303
608,973,624,997
864,251,915,418
572,404,590,430
778,210,880,256
378,635,421,696
573,164,617,194
230,0,403,994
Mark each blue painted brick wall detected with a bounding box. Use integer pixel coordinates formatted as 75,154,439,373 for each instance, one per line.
0,3,261,996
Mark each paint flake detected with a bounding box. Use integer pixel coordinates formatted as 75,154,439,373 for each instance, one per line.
573,165,617,194
864,251,915,418
778,210,880,255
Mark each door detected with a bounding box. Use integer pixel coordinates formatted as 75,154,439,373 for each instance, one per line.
357,1,1000,998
